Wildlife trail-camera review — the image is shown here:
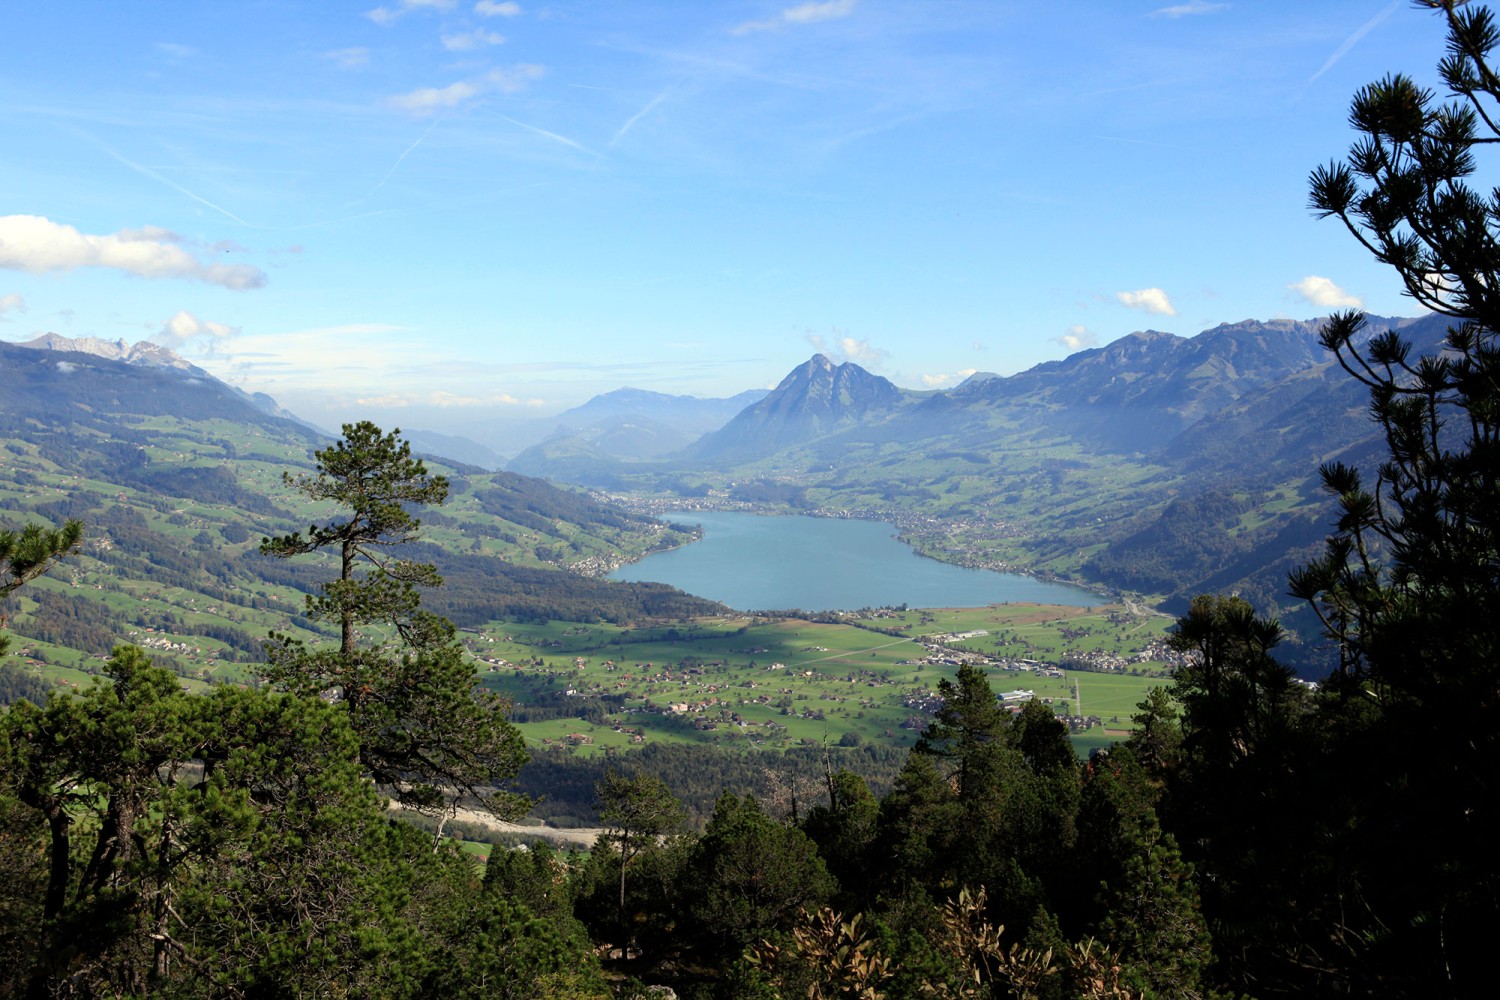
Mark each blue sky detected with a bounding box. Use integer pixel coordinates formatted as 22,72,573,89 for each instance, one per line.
0,1,1450,445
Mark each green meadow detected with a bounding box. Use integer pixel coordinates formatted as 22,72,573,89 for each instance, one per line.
465,603,1171,756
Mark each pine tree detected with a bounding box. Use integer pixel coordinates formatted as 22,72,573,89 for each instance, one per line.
259,422,526,815
0,518,82,656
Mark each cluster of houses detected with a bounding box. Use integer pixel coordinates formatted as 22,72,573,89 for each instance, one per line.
125,631,210,659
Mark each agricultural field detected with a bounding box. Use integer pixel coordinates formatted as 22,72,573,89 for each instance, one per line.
462,602,1177,757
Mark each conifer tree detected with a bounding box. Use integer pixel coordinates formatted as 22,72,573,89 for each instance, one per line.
259,422,526,815
1170,2,1500,990
0,518,82,656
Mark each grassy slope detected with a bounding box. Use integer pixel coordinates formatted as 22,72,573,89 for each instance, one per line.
0,412,711,689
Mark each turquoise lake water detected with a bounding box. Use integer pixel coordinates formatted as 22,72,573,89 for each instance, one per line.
609,511,1103,612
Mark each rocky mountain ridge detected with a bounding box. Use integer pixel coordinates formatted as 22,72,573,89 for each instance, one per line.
16,332,210,376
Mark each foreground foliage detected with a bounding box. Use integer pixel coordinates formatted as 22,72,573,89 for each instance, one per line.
0,647,605,998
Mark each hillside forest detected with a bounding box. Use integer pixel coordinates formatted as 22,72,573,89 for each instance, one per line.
3,3,1500,998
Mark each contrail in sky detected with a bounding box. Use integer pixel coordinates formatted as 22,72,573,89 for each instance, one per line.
365,114,446,201
612,89,669,146
94,138,253,227
1310,0,1402,83
490,110,596,156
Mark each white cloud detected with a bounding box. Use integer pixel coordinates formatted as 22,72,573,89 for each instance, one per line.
1116,287,1177,316
1052,324,1098,352
806,331,887,366
355,394,412,408
921,368,977,388
117,225,180,243
475,0,522,16
325,47,370,70
1151,1,1229,17
0,293,24,320
435,389,544,407
388,64,543,114
1289,275,1363,308
0,215,266,290
442,29,506,51
733,0,857,36
354,389,543,408
389,81,482,113
486,64,544,92
155,310,239,348
366,0,456,24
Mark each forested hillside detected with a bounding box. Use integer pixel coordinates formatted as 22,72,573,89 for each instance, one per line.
0,340,721,686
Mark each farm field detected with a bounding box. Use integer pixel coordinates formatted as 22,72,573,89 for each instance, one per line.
463,602,1176,756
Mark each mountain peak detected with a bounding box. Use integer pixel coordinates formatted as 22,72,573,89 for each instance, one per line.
16,333,206,375
682,353,905,463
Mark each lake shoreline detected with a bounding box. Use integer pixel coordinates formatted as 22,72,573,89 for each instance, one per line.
597,497,1110,599
607,508,1105,612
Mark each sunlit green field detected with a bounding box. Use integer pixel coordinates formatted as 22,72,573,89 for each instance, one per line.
468,605,1170,755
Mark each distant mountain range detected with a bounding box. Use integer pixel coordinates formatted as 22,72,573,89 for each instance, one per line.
496,313,1441,663
508,315,1425,483
4,315,1441,669
506,387,767,476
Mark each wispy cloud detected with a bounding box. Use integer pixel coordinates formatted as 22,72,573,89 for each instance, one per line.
442,29,506,51
154,42,199,61
1151,1,1228,18
0,293,25,320
1116,287,1177,316
1310,0,1401,83
1289,275,1362,308
367,0,456,26
388,64,544,114
325,47,370,70
474,0,522,17
351,390,543,408
0,215,267,290
390,81,482,113
732,0,858,37
1052,324,1098,352
207,323,411,385
204,322,557,410
487,64,544,92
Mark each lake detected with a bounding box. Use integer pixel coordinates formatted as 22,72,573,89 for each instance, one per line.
609,511,1103,611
